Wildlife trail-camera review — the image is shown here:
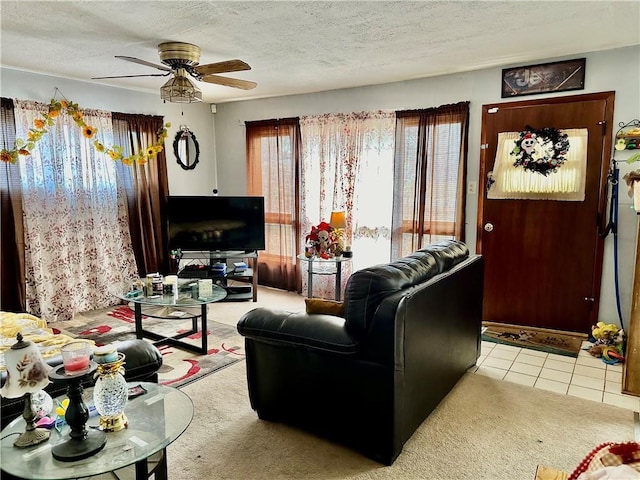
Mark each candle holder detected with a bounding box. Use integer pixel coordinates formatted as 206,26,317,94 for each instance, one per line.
48,363,106,462
93,352,128,432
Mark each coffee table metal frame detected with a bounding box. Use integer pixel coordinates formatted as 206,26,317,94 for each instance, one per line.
0,382,193,480
115,284,227,355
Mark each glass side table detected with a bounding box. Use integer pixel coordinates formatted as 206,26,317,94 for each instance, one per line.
297,254,352,301
0,382,193,480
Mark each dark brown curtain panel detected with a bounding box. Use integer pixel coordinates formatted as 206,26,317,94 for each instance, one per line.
0,98,26,311
392,101,470,260
246,118,302,292
112,113,170,276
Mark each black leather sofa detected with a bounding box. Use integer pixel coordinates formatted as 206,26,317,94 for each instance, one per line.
237,240,483,465
1,339,163,425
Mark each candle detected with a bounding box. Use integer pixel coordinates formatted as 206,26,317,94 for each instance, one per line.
64,355,90,373
93,345,118,364
61,341,92,375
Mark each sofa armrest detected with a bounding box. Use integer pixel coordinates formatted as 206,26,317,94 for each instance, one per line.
117,339,163,381
237,308,359,355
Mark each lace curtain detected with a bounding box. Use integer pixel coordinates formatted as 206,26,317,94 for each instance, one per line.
300,111,396,299
13,100,138,321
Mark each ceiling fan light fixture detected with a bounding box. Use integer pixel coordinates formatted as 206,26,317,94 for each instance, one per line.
160,75,202,103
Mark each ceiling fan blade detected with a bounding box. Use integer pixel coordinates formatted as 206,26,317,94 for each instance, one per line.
194,59,251,76
115,55,171,72
201,75,257,90
91,73,171,79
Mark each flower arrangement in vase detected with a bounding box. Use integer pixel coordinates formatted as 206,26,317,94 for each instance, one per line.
305,221,338,259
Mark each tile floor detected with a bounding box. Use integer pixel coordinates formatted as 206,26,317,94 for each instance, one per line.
471,340,640,412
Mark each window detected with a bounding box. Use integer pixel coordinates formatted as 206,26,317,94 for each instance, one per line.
392,102,469,259
246,119,301,291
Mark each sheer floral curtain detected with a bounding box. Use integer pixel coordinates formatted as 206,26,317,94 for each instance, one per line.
246,118,301,292
300,111,395,299
13,100,138,321
392,102,469,259
0,98,25,311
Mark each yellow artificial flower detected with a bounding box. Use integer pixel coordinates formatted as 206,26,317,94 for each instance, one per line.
0,150,13,163
55,398,69,417
82,126,96,139
9,97,163,168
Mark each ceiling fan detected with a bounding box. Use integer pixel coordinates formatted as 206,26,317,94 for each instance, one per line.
92,42,257,103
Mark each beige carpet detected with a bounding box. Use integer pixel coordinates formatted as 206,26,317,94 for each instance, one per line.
163,288,635,480
169,363,634,479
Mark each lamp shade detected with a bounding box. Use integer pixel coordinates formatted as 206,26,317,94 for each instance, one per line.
0,334,51,398
160,74,202,103
329,211,347,229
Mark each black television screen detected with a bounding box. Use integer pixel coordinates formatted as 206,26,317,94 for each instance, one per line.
166,196,265,252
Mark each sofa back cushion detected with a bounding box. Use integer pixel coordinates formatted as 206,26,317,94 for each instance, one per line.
419,240,469,272
343,240,469,334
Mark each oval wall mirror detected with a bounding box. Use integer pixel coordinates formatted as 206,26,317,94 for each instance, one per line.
173,129,200,170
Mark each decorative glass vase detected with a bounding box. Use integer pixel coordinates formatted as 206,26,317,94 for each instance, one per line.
93,353,128,432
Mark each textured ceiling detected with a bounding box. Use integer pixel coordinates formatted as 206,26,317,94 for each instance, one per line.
1,1,638,104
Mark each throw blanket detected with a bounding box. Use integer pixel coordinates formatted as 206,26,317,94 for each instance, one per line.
0,311,94,371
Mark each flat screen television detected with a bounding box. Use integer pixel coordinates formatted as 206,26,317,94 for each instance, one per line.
166,195,265,252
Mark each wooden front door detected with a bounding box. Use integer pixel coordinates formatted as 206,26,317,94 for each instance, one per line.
478,92,615,333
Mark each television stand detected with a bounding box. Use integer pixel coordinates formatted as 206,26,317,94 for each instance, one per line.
178,250,258,302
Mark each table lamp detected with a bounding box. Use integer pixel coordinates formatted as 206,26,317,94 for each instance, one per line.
330,210,347,256
0,333,52,447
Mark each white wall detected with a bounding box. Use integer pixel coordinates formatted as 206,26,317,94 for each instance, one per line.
0,67,217,196
213,45,640,327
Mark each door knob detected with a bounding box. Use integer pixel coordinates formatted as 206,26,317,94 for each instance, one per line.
484,223,494,232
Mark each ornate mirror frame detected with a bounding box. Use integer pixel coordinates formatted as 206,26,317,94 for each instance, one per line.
173,128,200,170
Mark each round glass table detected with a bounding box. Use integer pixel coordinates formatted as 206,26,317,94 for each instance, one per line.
114,282,227,354
297,254,352,301
0,382,193,480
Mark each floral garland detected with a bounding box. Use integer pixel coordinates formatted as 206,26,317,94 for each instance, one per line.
0,98,170,166
510,126,570,176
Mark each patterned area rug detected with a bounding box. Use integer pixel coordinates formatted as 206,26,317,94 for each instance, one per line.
58,305,245,388
482,321,588,357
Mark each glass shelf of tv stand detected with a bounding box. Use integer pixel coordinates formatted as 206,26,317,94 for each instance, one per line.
180,250,258,260
178,250,258,302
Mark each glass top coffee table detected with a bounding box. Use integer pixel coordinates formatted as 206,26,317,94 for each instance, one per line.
114,283,227,355
0,382,193,480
